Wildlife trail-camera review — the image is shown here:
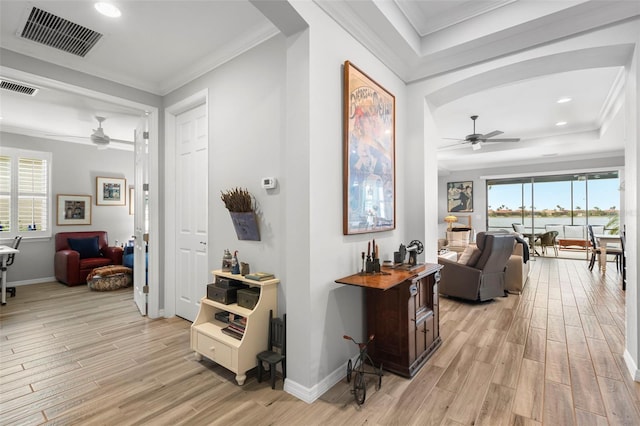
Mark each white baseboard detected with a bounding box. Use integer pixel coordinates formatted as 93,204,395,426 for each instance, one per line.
5,277,56,286
623,349,640,381
283,357,355,403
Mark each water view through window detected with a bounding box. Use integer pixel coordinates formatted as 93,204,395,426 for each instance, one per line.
487,171,620,234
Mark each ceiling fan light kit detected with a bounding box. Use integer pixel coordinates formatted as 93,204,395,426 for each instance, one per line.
90,116,111,147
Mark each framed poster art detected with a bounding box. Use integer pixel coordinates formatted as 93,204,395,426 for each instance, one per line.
343,60,396,235
57,194,92,225
447,181,474,212
96,176,126,206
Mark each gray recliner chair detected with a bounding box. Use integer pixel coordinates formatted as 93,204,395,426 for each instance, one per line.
438,232,515,302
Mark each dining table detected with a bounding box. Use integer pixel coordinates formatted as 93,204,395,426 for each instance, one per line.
0,244,20,305
594,234,621,273
522,232,543,257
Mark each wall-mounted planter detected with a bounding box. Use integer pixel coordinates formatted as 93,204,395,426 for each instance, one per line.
229,211,260,241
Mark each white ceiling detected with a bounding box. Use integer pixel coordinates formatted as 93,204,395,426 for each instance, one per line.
0,1,638,168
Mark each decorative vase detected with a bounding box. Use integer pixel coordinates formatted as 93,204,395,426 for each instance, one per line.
229,211,260,241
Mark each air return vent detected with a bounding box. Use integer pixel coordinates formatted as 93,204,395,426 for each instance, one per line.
0,79,39,96
19,7,103,57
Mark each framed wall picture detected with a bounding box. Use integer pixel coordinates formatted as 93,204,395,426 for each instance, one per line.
57,194,92,225
447,181,474,212
343,60,396,235
96,176,126,206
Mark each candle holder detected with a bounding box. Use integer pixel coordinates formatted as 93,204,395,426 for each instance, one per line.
365,255,373,273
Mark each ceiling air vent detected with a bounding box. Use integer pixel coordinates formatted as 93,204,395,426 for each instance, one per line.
19,7,103,57
0,79,39,96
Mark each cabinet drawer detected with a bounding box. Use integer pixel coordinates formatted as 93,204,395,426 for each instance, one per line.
195,332,234,370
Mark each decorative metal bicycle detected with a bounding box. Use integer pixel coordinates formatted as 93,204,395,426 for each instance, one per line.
343,334,383,405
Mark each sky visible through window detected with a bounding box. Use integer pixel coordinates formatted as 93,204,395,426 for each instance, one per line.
488,177,620,211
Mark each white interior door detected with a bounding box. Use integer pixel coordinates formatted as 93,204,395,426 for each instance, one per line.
175,104,208,321
133,115,149,315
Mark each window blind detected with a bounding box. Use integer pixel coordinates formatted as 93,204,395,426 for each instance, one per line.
18,157,48,231
0,156,10,232
0,148,51,238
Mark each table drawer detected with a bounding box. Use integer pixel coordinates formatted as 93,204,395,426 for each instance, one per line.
195,333,234,370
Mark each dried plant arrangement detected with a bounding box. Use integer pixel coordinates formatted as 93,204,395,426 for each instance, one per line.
220,187,254,212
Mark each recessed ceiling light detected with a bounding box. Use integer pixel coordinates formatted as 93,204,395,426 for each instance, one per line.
557,97,572,104
556,121,568,126
95,2,121,18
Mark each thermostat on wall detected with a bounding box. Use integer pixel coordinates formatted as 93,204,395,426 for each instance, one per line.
261,177,277,189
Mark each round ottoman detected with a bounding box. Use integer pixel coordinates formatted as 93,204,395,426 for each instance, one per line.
87,266,133,291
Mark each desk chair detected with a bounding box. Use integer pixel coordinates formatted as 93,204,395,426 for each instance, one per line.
3,236,22,298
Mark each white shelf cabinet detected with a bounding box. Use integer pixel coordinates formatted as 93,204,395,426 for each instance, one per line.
190,270,278,385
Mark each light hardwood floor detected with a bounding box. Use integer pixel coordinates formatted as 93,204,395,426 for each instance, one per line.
1,257,639,425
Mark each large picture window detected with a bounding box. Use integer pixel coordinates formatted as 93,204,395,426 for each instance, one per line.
487,171,620,234
0,147,52,239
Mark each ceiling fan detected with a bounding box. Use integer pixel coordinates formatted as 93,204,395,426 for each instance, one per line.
46,116,133,149
444,115,520,150
90,116,110,147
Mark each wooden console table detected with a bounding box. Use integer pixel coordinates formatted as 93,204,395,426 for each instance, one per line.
335,263,443,378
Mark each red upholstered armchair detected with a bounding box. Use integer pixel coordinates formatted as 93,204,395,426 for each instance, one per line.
55,231,123,286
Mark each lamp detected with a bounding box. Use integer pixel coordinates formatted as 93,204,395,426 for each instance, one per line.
444,215,458,230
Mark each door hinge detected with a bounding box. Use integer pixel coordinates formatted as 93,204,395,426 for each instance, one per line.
143,183,149,191
143,131,149,139
143,285,149,293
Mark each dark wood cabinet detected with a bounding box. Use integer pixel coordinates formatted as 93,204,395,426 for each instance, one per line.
336,263,442,378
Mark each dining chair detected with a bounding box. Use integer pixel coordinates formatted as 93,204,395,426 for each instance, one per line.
512,223,525,233
538,231,558,257
587,225,622,272
621,226,627,290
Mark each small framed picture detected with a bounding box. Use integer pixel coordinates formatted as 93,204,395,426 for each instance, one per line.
447,181,474,212
96,176,126,206
57,194,92,225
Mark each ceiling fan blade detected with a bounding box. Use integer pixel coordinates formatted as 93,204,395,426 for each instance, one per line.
481,130,503,139
45,134,89,140
439,141,468,151
44,134,133,144
481,138,521,142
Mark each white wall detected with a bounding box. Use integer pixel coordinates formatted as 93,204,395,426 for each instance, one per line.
1,132,134,284
624,34,640,380
163,35,287,310
279,2,411,398
166,2,413,398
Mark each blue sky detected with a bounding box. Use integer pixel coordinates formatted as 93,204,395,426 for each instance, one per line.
488,178,620,211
